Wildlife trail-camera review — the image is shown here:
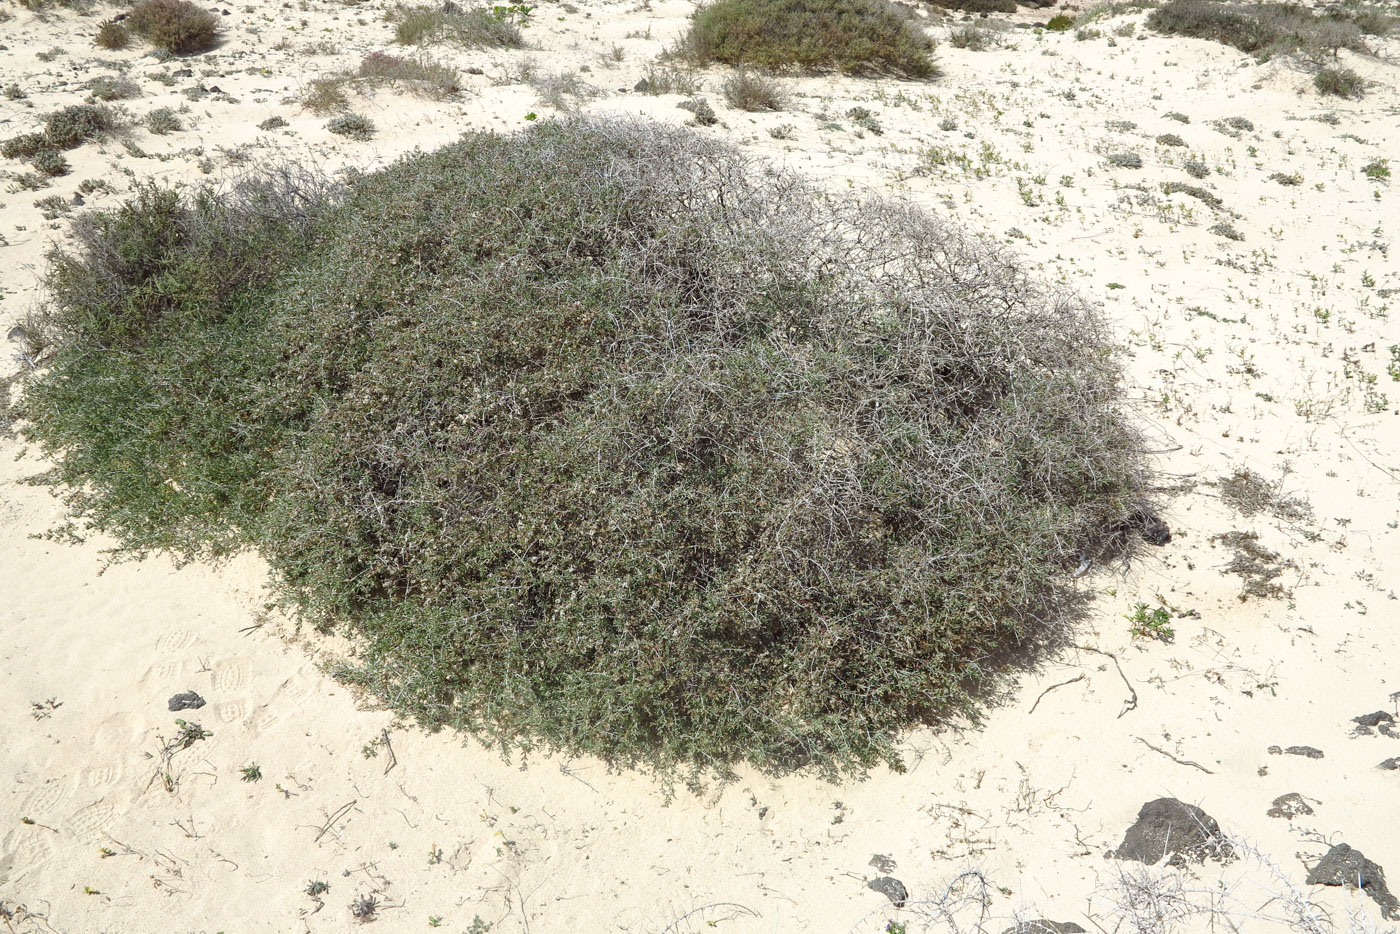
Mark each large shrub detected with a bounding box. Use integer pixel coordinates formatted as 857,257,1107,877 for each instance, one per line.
683,0,938,77
1147,0,1373,59
20,119,1152,780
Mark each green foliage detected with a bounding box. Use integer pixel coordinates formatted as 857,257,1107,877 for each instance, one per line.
1126,602,1174,641
949,26,992,50
3,133,50,160
20,118,1152,781
86,75,142,102
387,2,525,48
41,104,123,150
95,18,132,49
1362,158,1390,181
1155,132,1186,146
34,194,71,220
31,149,69,177
721,68,787,111
1314,66,1363,98
327,113,376,139
1045,13,1075,30
127,0,222,54
681,0,938,78
1107,151,1142,168
240,763,262,781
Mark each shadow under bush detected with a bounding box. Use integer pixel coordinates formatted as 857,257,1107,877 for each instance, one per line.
20,117,1152,781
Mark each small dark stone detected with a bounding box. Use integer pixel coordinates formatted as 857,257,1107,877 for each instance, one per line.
1266,792,1314,819
1379,757,1400,771
1353,711,1394,727
1111,798,1233,867
1001,922,1087,934
207,85,222,93
465,66,484,75
1306,843,1400,920
633,78,650,92
867,876,908,907
167,691,206,712
1268,745,1324,759
173,68,193,77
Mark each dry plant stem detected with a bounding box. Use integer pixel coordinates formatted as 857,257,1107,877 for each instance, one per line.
1075,645,1139,717
313,799,357,843
1028,673,1087,714
1135,736,1215,774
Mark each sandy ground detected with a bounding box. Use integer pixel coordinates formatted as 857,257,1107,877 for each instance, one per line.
1,0,1398,931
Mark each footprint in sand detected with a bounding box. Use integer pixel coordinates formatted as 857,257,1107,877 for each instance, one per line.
0,829,54,884
213,660,251,692
155,628,196,653
80,766,122,790
215,700,249,724
21,780,70,818
148,660,187,682
65,800,116,843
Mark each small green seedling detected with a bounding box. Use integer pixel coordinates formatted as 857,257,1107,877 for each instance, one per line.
1126,603,1175,642
240,764,263,782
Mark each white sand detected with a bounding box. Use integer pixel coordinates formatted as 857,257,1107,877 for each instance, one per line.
2,0,1397,931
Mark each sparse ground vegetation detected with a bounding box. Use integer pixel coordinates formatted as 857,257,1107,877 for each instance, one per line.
721,68,787,111
386,2,525,48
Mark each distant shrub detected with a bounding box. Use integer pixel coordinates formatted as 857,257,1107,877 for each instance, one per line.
847,106,882,135
127,0,222,54
2,133,48,160
327,112,376,139
1162,180,1222,207
1045,13,1075,30
1184,159,1209,178
1105,119,1137,132
681,0,938,78
31,149,70,177
1268,171,1301,186
721,68,787,111
1107,151,1142,168
1362,158,1389,181
950,26,992,50
1314,66,1363,98
531,71,600,112
926,0,1016,11
95,18,132,49
387,2,524,48
259,115,290,130
144,107,183,134
34,194,72,220
1209,221,1244,240
302,52,461,113
1148,0,1370,60
86,75,142,101
677,97,718,125
19,118,1153,781
1155,132,1186,146
301,77,350,115
639,63,700,96
1164,111,1189,123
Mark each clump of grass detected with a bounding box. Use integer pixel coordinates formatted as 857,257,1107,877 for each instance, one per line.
1107,151,1143,168
387,2,524,48
949,26,992,50
95,18,132,50
531,71,599,111
126,0,222,54
86,76,142,102
721,68,787,111
1215,466,1311,520
31,149,70,177
18,117,1154,782
679,0,938,78
302,52,462,113
35,194,72,220
327,113,376,139
1155,132,1186,146
144,107,182,134
1314,66,1363,98
639,62,700,95
301,77,350,115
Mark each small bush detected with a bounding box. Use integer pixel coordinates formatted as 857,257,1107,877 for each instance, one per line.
327,112,376,139
677,97,718,126
34,194,72,220
31,149,69,177
681,0,938,78
301,78,350,115
639,63,700,96
531,71,599,112
1155,132,1186,146
926,0,1016,11
387,3,524,48
259,115,290,131
950,26,991,50
721,68,787,111
86,76,142,102
43,104,123,150
127,0,222,54
1184,159,1209,178
2,133,49,160
1362,158,1390,181
1107,151,1143,168
19,118,1152,781
1164,111,1189,123
1045,13,1075,30
95,18,131,49
847,106,882,135
144,107,183,134
1269,171,1301,186
356,51,461,97
1161,180,1222,208
1314,67,1363,98
1209,222,1244,241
